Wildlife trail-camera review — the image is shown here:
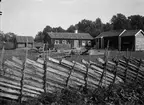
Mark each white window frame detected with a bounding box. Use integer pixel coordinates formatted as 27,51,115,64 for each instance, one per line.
62,40,67,44
55,40,59,44
88,41,91,44
82,40,86,46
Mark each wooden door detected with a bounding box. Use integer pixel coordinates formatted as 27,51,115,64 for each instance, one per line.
74,40,79,48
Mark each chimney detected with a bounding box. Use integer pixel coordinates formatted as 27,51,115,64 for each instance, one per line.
75,30,78,33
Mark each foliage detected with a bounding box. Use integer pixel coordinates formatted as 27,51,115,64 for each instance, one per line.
0,32,16,42
43,25,65,33
103,23,113,32
76,18,104,37
67,25,76,33
34,31,44,42
111,13,128,30
1,82,144,105
128,15,144,30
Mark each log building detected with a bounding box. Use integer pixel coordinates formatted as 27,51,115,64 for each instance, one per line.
44,32,93,49
15,36,34,48
95,29,144,51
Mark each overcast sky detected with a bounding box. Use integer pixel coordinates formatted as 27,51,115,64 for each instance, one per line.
1,0,144,37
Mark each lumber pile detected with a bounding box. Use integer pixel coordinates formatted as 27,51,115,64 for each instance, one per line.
0,56,122,101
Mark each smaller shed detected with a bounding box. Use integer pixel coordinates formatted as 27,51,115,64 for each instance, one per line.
16,36,34,48
120,30,144,51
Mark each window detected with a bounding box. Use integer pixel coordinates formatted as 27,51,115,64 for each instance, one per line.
82,40,86,46
62,40,67,44
88,41,91,45
55,40,59,44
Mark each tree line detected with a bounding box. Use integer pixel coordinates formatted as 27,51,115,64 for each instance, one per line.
35,13,144,42
1,13,144,43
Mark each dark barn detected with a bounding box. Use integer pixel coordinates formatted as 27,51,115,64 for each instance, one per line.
95,29,144,51
95,30,125,50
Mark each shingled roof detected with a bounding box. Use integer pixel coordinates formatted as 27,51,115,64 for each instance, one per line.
16,36,34,43
120,30,144,37
47,32,93,40
96,30,124,38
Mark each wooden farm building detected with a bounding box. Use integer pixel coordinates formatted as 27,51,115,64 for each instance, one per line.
95,30,125,50
44,32,93,49
95,29,144,51
120,30,144,51
15,36,34,48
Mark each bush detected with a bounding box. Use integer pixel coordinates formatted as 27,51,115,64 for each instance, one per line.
1,82,144,105
0,42,15,50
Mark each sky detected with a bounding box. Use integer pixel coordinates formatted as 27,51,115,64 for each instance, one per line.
1,0,144,37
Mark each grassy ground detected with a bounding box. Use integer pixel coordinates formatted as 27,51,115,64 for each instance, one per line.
0,48,39,61
59,50,144,63
0,48,144,63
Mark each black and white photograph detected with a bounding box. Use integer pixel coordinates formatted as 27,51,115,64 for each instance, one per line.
0,0,144,105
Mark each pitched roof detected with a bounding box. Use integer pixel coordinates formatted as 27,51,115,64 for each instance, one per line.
16,36,34,43
47,32,93,40
96,30,124,38
120,30,143,37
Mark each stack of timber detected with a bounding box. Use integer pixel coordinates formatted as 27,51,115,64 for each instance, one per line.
96,57,144,83
0,56,123,101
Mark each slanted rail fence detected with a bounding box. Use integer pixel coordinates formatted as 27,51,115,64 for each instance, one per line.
0,48,144,102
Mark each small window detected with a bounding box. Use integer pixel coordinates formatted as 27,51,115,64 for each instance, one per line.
62,40,67,44
88,41,91,45
88,41,91,43
55,40,59,44
82,40,86,46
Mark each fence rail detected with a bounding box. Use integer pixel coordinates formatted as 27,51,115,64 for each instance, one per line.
1,50,144,101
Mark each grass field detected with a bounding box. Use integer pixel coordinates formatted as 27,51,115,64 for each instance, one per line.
0,48,144,63
0,48,39,61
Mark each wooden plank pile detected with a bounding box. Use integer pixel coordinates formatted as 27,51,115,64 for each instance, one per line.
0,55,123,101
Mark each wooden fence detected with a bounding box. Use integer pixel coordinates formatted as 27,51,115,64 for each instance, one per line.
1,48,144,102
0,53,123,102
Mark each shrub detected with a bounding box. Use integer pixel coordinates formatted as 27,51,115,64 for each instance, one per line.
1,82,144,105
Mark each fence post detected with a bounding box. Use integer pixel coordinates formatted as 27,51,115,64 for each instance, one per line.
112,59,119,84
84,63,89,90
112,51,120,84
135,59,142,82
123,50,131,83
43,43,47,93
19,39,28,103
98,41,109,87
66,62,76,87
0,42,5,74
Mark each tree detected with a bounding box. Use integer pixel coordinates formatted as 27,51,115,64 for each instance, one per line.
103,23,112,32
77,19,93,33
34,31,44,42
128,15,144,30
95,18,103,29
111,13,128,30
91,18,103,37
43,25,53,33
52,26,65,32
66,25,76,32
5,32,16,42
